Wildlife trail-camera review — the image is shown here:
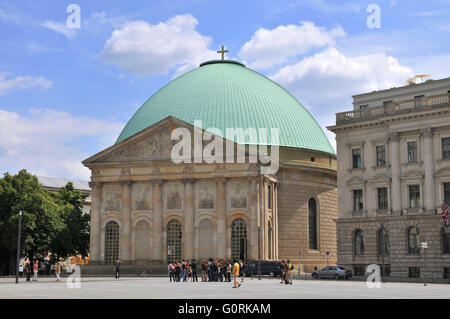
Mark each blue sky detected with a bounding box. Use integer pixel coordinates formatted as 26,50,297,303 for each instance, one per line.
1,0,450,180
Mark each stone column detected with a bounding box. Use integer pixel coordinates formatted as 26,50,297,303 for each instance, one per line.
183,179,195,259
249,177,258,260
422,128,435,212
89,182,102,263
152,180,163,261
389,132,402,213
120,181,131,261
216,177,227,259
273,182,279,260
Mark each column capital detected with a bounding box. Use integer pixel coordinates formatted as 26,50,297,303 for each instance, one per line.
248,176,259,183
119,180,132,186
421,127,433,138
150,179,164,185
214,177,227,184
89,181,103,189
182,178,196,184
388,131,399,142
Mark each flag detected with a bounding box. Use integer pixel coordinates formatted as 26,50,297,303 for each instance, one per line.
442,202,449,227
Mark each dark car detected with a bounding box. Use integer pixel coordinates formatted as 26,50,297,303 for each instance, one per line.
312,266,352,279
243,261,283,277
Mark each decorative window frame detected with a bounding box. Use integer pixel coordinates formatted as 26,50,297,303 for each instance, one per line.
346,141,366,172
401,170,424,214
370,137,390,169
401,133,422,166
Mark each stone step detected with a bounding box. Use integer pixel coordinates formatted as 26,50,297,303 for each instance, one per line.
80,262,169,276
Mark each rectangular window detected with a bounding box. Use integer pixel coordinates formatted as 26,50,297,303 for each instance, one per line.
353,190,363,212
444,183,450,204
407,141,418,163
442,138,450,160
352,148,362,168
376,145,386,167
359,104,368,110
408,185,420,208
377,187,388,210
383,100,393,106
408,267,420,278
267,184,272,210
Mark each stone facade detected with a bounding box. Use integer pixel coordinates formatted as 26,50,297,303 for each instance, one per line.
328,77,450,280
83,117,338,270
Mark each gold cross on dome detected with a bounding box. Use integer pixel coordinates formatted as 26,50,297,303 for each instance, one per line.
217,45,228,60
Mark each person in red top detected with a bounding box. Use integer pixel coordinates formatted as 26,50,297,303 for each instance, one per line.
33,260,39,282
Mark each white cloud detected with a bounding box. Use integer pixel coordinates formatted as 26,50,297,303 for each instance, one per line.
101,14,217,76
271,47,413,100
239,21,345,69
270,47,414,150
0,72,52,95
41,21,76,39
0,108,124,180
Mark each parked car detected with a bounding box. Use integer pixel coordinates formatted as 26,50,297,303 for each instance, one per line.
312,266,352,279
243,261,283,277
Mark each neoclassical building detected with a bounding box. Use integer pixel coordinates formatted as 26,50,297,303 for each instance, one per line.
328,77,450,281
83,58,337,272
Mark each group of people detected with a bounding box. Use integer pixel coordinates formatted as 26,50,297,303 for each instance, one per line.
168,258,246,288
279,259,294,285
20,260,62,282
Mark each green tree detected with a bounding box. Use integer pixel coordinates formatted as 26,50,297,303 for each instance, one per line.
0,170,63,275
49,182,90,263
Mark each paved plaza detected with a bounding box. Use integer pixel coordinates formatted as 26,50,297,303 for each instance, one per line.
1,277,450,299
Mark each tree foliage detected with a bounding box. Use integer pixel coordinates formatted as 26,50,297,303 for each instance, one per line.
0,170,90,275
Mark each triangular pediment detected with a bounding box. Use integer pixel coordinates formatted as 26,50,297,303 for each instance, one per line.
83,116,190,164
368,173,391,183
82,116,251,166
401,170,424,180
346,175,366,185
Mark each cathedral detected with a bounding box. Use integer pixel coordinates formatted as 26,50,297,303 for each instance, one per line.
83,54,338,273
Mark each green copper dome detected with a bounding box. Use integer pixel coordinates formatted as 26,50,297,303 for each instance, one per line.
116,60,335,155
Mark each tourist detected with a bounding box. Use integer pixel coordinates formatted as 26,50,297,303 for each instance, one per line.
201,260,207,282
213,260,219,281
175,261,181,282
19,263,23,278
33,260,39,282
114,259,121,279
168,262,175,282
182,259,188,281
207,258,213,282
232,259,241,288
55,262,61,282
280,260,286,284
239,260,245,283
191,259,198,282
25,260,31,282
226,261,232,282
286,259,294,285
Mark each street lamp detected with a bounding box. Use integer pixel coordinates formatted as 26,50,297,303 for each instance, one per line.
15,210,23,284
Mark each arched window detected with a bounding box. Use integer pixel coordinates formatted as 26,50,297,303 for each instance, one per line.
308,198,318,250
377,228,390,255
407,226,420,255
167,220,182,263
105,221,119,264
231,218,248,262
443,227,450,254
354,229,365,255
